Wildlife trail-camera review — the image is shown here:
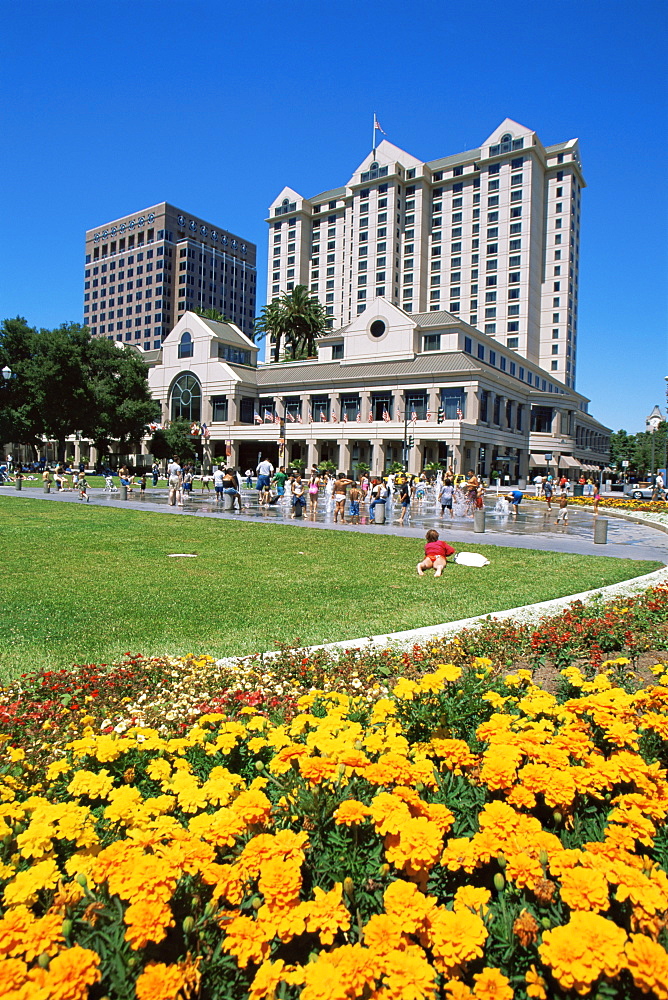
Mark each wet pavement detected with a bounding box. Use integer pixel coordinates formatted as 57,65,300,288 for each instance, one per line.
4,485,668,564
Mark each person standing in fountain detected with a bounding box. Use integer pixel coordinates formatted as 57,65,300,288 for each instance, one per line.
438,478,455,518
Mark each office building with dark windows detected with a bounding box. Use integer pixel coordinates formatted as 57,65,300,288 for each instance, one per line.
267,119,583,389
83,203,257,351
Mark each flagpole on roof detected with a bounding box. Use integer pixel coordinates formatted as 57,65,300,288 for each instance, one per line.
372,113,377,153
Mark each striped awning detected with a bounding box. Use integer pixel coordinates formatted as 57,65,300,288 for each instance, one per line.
529,454,547,464
559,455,581,468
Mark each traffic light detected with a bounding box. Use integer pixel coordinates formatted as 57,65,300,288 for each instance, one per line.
437,407,445,424
408,435,415,449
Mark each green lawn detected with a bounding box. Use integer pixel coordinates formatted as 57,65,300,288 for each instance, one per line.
0,496,661,679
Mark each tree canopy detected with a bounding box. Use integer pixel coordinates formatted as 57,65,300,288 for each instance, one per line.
610,424,667,476
0,317,160,459
254,286,328,362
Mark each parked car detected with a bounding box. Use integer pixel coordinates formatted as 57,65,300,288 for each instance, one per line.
623,482,665,500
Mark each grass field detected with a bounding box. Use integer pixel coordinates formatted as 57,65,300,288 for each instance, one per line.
0,495,661,678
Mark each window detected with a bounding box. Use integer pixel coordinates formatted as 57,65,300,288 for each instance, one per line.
477,344,485,359
212,396,228,421
178,331,193,358
463,336,472,354
423,334,441,351
170,373,201,422
441,388,466,419
332,343,344,360
485,324,496,335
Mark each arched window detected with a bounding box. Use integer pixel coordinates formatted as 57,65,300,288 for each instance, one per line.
170,373,201,422
178,330,193,359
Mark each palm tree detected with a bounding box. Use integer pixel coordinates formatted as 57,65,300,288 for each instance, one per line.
254,300,286,363
194,307,228,323
281,286,327,359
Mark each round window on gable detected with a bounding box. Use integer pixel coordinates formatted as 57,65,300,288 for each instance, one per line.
370,319,386,338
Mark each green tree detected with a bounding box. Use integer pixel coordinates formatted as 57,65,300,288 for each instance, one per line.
194,307,228,323
281,285,327,359
158,418,198,462
609,429,635,471
254,300,287,363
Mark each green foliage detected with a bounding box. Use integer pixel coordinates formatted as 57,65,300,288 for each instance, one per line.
150,418,198,462
254,285,326,362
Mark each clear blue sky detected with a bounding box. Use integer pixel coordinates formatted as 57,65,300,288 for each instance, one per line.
1,0,666,433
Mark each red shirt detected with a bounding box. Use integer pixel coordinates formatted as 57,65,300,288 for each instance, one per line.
425,540,456,560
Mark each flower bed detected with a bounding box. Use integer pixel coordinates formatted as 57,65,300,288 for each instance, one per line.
1,590,668,998
532,494,668,515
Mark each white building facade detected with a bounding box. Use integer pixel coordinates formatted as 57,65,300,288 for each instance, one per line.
144,307,608,482
267,119,583,390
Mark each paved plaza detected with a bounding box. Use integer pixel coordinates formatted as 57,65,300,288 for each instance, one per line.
4,484,668,564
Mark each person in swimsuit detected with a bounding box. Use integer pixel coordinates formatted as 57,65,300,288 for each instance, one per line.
417,529,456,577
332,473,353,523
347,484,361,524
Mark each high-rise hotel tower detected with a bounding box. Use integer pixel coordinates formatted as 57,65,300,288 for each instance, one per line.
267,119,583,388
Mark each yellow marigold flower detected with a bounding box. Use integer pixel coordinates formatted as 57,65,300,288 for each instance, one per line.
67,734,125,763
453,885,491,916
392,677,419,701
124,899,175,949
482,691,507,710
441,836,479,874
146,758,172,782
103,785,144,824
472,967,513,1000
222,914,270,968
506,785,537,810
135,959,201,1000
3,857,60,906
333,799,372,826
45,759,71,781
248,959,301,1000
0,955,29,994
538,911,627,994
425,905,487,973
16,821,53,860
560,866,610,912
304,883,351,945
427,738,476,773
525,964,548,999
42,945,101,999
625,934,668,999
383,880,437,932
301,943,377,999
269,743,310,775
67,768,115,800
385,816,444,874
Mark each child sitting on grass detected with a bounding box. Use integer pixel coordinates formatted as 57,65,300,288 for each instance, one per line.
417,529,456,577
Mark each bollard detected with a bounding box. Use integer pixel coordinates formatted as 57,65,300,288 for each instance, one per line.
373,503,386,525
15,479,22,491
594,518,608,544
223,493,234,511
43,482,50,494
474,509,486,532
120,485,127,501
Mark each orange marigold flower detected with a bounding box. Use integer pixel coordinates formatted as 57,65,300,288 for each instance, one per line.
383,880,437,933
506,785,537,810
453,885,491,916
43,945,101,1000
370,792,412,836
538,911,627,994
525,964,548,999
301,943,378,999
444,980,474,999
124,899,175,949
512,909,539,947
560,866,609,912
625,934,668,999
424,906,487,973
298,755,340,785
384,816,444,874
333,800,372,826
222,914,270,968
380,946,438,1000
363,913,405,954
504,851,544,891
472,967,513,999
304,884,351,945
232,789,272,825
258,858,302,909
135,959,199,1000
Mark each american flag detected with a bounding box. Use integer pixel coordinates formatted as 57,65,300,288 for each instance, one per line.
456,407,463,420
264,410,274,422
308,408,313,423
426,409,432,421
411,410,418,423
331,412,338,422
297,413,303,424
382,408,391,423
274,413,281,424
374,116,387,135
356,411,361,423
254,411,262,425
286,411,295,422
320,410,327,422
342,413,348,423
368,411,374,422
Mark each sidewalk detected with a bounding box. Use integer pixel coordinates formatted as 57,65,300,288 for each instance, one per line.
3,485,668,564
